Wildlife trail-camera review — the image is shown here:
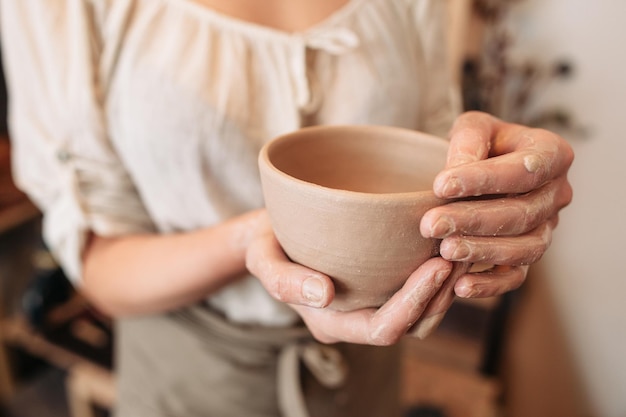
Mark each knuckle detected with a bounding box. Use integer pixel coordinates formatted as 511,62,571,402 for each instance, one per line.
508,266,529,291
516,185,555,232
266,276,288,302
521,203,544,232
560,139,575,168
244,254,257,276
525,248,545,265
461,110,490,122
538,223,553,249
558,179,574,208
244,243,259,273
519,227,551,265
466,206,486,232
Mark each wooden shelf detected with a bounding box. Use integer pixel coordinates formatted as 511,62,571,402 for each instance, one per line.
1,291,116,416
401,347,501,417
1,316,108,375
1,315,116,416
0,198,39,235
0,136,41,234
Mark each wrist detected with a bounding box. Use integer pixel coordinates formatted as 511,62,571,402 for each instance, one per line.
229,208,269,254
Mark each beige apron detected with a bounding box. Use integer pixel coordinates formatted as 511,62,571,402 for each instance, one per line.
114,304,402,417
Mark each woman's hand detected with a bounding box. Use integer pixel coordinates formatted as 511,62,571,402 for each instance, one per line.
420,111,574,298
246,211,457,343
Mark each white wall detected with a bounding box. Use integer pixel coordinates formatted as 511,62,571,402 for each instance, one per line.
506,2,626,416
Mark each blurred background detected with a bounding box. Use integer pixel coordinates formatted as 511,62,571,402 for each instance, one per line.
0,1,624,417
463,1,626,416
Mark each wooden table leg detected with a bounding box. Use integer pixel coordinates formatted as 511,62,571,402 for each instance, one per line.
0,332,16,403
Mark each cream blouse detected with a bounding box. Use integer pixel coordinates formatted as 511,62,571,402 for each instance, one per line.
1,0,459,326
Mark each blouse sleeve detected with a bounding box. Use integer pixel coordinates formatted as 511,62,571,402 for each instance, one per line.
411,0,462,137
1,0,155,284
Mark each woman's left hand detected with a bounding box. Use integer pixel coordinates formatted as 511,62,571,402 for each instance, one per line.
245,211,458,343
420,111,574,298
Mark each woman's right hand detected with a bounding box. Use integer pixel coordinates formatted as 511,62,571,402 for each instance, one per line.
246,211,456,344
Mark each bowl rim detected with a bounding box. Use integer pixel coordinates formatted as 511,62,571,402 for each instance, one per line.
258,124,449,202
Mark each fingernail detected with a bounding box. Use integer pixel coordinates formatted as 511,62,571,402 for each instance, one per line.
410,312,446,339
451,242,471,260
455,282,473,298
434,269,450,286
441,177,464,198
430,216,454,237
302,277,325,305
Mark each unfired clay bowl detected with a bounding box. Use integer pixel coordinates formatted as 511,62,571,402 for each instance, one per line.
258,125,451,311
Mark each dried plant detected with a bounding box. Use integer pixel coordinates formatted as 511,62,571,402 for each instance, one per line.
463,0,587,138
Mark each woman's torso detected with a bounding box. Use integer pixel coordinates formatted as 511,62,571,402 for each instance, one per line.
98,0,456,325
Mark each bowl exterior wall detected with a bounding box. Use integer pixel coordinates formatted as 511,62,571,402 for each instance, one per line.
262,178,443,310
259,126,449,311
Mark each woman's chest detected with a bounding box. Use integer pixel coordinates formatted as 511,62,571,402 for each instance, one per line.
104,1,427,171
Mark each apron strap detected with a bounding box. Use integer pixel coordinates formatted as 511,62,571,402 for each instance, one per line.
278,341,348,417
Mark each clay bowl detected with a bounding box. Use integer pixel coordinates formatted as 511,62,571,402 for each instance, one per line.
258,125,451,311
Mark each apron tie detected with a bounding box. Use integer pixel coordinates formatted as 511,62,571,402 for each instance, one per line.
278,341,349,417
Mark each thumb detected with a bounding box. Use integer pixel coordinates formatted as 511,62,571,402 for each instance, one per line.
246,233,335,308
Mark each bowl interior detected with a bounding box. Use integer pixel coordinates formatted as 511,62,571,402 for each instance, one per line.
265,126,447,194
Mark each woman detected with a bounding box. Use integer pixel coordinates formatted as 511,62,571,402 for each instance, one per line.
0,0,573,416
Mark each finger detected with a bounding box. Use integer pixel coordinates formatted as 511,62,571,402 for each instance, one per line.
290,304,375,344
409,261,470,339
454,265,530,298
437,112,574,198
434,146,563,198
439,221,554,265
367,258,452,344
445,111,498,168
292,258,452,345
246,232,334,308
421,177,572,238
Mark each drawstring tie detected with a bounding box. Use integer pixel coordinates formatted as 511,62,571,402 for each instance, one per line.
278,341,349,417
290,28,360,112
